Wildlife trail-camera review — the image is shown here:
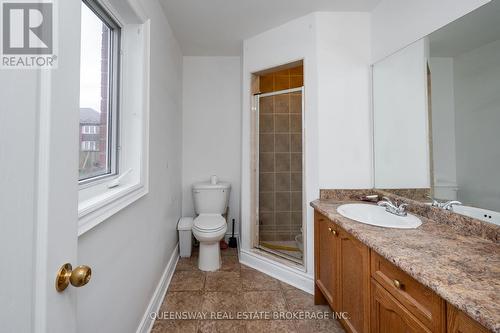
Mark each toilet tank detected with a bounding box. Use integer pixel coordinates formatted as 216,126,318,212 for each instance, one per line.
192,181,231,214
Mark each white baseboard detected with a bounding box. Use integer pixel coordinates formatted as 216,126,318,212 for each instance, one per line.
239,248,314,294
136,243,179,333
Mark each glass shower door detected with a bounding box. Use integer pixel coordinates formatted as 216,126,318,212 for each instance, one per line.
257,87,304,264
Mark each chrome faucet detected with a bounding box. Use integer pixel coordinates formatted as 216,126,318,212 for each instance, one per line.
427,195,462,210
441,200,462,211
377,197,408,217
427,195,442,208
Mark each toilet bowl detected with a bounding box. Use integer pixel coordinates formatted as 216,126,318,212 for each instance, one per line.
192,214,227,271
191,179,231,271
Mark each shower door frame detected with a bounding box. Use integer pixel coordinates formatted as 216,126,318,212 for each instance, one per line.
253,86,306,267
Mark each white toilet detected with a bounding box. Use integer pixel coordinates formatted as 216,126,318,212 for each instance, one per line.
192,180,230,271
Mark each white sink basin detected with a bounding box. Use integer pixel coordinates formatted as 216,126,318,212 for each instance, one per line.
337,203,422,229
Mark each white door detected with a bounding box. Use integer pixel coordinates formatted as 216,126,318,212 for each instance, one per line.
0,1,85,332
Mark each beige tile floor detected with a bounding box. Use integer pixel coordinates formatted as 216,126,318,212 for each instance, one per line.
152,246,345,333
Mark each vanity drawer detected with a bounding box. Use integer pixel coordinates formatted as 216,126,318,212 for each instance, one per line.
371,251,445,333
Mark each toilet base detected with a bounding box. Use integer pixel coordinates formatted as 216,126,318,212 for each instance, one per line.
198,241,222,271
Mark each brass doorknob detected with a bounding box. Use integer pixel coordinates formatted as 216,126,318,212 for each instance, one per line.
55,263,92,292
393,279,403,289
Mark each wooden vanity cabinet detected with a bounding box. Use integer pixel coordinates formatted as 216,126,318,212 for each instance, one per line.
314,211,338,308
314,212,370,333
371,279,432,333
314,210,490,333
447,305,489,333
338,228,371,333
371,252,446,333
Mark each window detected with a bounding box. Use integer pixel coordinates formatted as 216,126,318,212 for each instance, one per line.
77,0,150,236
82,125,99,134
81,141,98,151
79,0,120,183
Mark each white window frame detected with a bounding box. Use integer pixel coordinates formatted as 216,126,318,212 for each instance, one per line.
77,0,150,236
79,0,120,184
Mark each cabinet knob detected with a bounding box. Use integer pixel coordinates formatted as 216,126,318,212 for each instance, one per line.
328,227,338,236
393,279,403,289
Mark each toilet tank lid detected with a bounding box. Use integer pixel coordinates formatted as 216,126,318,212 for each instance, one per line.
192,181,231,190
178,217,194,231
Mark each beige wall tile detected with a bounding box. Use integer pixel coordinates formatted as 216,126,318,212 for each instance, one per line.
274,75,290,91
259,212,274,226
275,153,290,172
275,134,290,152
259,95,274,113
275,192,290,211
259,114,274,133
274,95,289,113
291,211,302,226
290,75,303,88
275,232,293,241
290,114,302,133
290,134,302,152
275,172,290,191
259,232,275,241
275,115,289,133
259,153,274,172
290,93,302,114
260,75,274,93
289,65,303,75
291,153,302,172
291,191,302,211
259,192,274,212
275,212,291,225
291,173,302,191
274,68,290,76
259,173,274,192
259,134,274,152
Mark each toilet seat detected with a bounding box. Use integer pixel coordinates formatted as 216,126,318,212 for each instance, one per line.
193,214,226,233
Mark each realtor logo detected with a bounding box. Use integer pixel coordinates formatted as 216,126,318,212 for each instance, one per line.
1,0,57,68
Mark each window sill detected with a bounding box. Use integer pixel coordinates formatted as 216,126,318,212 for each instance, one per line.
78,181,148,236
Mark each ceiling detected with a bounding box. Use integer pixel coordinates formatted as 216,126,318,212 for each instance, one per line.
160,0,381,56
430,1,500,57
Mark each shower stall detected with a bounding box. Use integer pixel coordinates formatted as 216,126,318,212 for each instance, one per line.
255,83,304,264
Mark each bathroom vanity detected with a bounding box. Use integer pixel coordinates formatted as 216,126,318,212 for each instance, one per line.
311,3,500,332
312,197,498,333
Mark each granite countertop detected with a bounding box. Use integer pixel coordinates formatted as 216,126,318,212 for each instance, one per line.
311,199,500,333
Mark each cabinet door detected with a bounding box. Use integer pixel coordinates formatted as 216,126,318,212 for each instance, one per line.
338,229,371,333
447,305,489,333
314,211,338,308
371,280,431,333
371,252,445,333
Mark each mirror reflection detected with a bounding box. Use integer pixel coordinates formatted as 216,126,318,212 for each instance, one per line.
373,1,500,225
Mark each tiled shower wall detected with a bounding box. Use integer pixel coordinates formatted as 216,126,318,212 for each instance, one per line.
258,66,303,242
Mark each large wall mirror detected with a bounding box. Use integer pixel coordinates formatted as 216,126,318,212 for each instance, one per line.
373,1,500,225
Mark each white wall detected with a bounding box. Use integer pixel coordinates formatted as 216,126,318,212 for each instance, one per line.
454,40,500,211
429,57,458,199
77,1,183,332
241,12,371,280
371,0,490,63
241,13,317,277
316,12,372,189
182,56,242,236
373,39,430,188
